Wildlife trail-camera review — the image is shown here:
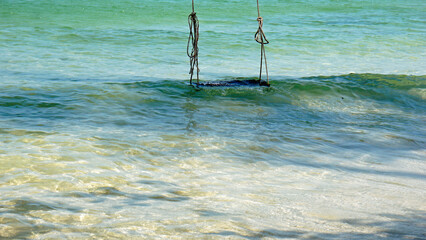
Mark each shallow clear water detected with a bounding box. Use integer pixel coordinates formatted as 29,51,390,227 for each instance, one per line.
1,0,425,239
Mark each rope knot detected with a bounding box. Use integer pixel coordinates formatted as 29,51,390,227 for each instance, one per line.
257,17,263,26
254,17,269,45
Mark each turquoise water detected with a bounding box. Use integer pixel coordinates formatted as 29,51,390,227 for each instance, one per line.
1,0,426,239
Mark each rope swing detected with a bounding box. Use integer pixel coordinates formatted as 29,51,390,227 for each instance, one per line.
187,0,200,86
187,0,270,87
254,0,269,86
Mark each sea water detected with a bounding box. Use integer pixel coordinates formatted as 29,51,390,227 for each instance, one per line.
0,0,425,239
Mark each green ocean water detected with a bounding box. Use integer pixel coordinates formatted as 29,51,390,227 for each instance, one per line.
1,0,426,239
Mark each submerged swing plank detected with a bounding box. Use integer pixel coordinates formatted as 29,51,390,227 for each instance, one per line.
196,79,270,87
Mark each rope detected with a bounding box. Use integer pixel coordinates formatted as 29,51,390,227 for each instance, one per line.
254,0,269,85
187,0,200,86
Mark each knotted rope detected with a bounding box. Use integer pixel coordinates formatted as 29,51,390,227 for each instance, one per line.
187,0,200,86
254,0,269,85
